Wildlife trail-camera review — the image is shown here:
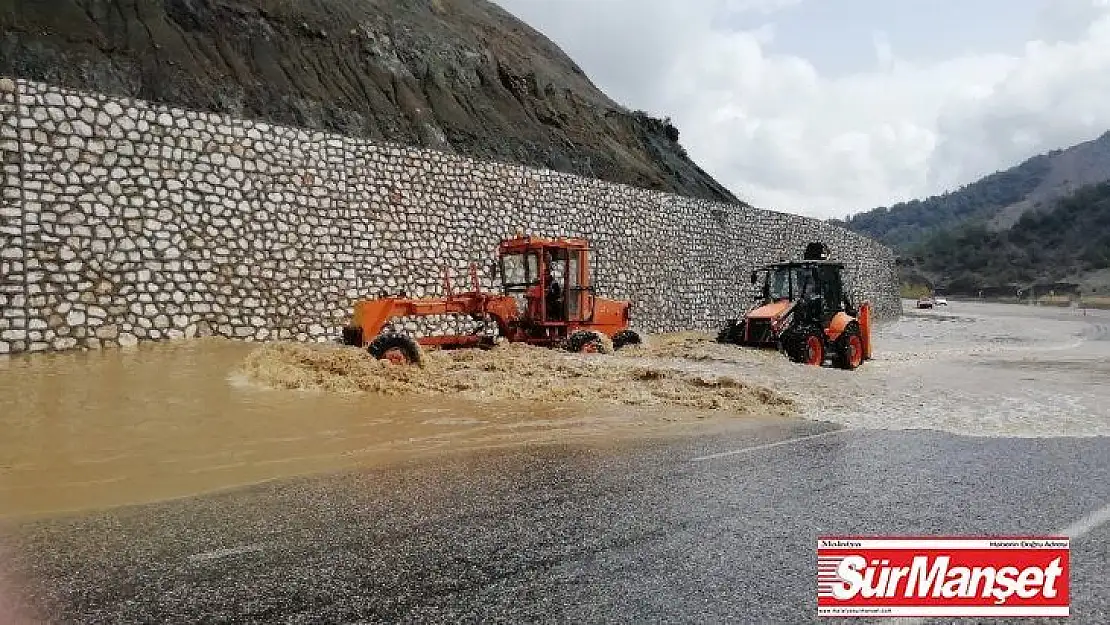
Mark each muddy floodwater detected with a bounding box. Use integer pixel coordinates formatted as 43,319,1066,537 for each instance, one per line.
3,300,1109,520
0,336,791,519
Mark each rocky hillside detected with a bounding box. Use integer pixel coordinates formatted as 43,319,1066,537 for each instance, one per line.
0,0,740,204
987,132,1110,230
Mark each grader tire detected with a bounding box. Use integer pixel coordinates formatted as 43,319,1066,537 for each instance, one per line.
567,330,614,355
612,329,643,350
368,334,424,366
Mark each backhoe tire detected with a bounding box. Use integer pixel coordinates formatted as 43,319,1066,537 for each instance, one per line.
567,330,614,355
834,324,865,370
612,329,643,350
368,333,424,366
716,319,746,345
784,326,825,366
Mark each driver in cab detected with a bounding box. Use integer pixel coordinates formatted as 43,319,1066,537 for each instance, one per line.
544,262,563,320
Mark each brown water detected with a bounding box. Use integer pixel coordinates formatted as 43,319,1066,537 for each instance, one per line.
0,337,793,520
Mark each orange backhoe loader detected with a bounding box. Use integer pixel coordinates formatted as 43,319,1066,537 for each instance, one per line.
340,236,643,364
716,242,873,370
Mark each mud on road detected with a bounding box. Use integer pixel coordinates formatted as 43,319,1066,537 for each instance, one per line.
238,336,793,414
0,331,794,519
2,300,1107,520
627,300,1110,438
228,297,1110,446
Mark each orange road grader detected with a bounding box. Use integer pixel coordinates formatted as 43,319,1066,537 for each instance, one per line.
716,242,873,370
340,236,643,364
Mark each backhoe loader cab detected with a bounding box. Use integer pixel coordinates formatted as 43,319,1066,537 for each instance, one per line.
718,243,873,370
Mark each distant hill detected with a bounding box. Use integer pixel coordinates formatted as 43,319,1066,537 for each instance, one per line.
835,132,1110,293
0,0,739,204
909,182,1110,294
833,153,1054,250
836,131,1110,250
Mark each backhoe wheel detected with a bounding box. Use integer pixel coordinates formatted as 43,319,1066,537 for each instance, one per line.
567,330,614,355
785,326,825,366
834,324,865,370
716,319,745,345
612,329,643,350
368,334,424,366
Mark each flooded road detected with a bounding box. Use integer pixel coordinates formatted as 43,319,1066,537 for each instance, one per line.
616,301,1110,438
0,337,791,519
1,301,1109,624
3,301,1109,520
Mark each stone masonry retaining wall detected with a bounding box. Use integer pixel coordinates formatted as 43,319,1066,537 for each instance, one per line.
0,77,900,355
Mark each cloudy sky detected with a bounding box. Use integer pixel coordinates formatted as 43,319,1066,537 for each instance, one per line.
492,0,1110,218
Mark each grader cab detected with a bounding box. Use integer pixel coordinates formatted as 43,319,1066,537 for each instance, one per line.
340,236,642,364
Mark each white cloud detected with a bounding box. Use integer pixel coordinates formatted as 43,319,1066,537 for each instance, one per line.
494,0,1110,219
871,31,894,71
930,12,1110,193
719,0,803,15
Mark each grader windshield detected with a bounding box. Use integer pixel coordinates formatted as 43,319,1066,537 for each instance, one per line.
500,251,539,293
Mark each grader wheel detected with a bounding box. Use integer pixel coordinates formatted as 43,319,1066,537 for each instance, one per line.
368,334,424,366
566,330,614,354
612,329,643,350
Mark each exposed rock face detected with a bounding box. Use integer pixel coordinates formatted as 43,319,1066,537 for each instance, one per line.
0,0,740,204
0,79,900,355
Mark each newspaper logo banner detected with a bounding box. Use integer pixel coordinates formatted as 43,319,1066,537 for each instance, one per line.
817,537,1070,618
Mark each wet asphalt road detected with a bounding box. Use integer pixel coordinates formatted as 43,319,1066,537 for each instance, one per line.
6,420,1109,624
